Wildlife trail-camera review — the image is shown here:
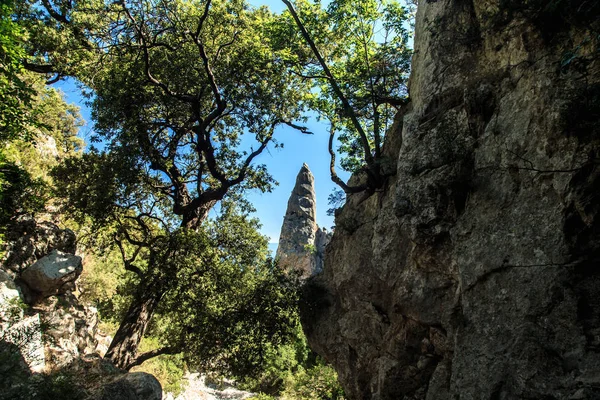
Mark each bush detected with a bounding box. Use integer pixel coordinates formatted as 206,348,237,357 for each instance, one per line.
239,323,344,400
281,361,344,400
0,157,46,227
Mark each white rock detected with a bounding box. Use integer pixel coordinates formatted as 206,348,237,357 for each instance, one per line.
0,269,23,327
21,249,82,297
2,314,45,372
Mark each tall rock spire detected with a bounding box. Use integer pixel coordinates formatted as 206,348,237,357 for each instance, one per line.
276,164,330,278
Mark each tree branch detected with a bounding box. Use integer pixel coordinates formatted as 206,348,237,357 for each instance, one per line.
45,73,63,85
198,132,228,185
23,62,55,74
289,68,329,81
125,346,181,370
195,0,212,38
328,123,367,193
280,120,313,134
375,96,408,107
41,0,69,24
190,36,227,131
119,1,195,102
228,126,276,187
115,234,143,277
214,31,240,63
282,0,374,168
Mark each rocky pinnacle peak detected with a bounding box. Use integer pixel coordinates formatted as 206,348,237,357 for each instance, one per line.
288,164,316,220
276,163,331,278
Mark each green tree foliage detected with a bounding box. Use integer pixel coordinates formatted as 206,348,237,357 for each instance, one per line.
1,0,84,230
85,0,308,228
150,212,300,378
0,0,35,141
280,0,413,192
48,0,311,370
53,168,301,377
15,0,110,81
0,74,83,228
242,324,345,400
280,360,344,400
0,158,45,225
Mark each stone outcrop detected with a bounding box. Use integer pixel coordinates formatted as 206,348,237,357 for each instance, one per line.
1,218,110,374
301,1,600,399
0,269,20,314
277,164,331,278
2,215,77,276
1,314,45,373
39,293,104,368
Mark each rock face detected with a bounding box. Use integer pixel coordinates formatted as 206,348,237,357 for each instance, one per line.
301,1,600,399
39,293,103,368
1,314,45,373
277,164,331,278
0,269,20,312
1,218,104,372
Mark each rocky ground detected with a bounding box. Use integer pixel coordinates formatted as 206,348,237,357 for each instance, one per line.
164,374,254,400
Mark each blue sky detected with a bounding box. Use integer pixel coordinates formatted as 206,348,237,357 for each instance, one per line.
56,0,415,245
56,87,343,246
246,0,342,243
56,0,347,245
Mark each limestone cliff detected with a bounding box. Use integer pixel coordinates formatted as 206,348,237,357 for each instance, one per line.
301,1,600,399
277,164,331,278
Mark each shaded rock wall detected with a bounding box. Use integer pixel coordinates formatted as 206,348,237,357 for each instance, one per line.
302,1,600,399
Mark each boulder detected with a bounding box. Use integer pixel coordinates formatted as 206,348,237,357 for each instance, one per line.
95,372,163,400
20,249,82,299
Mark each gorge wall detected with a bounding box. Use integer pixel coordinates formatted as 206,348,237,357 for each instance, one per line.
301,1,600,399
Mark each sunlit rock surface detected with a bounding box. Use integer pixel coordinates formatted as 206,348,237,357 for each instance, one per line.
20,249,83,299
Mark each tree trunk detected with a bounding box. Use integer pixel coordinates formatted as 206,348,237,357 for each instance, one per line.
182,200,215,230
104,285,165,370
106,201,215,369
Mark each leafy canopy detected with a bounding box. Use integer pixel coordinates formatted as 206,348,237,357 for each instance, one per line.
48,0,311,372
83,0,309,228
0,0,35,142
279,0,413,191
